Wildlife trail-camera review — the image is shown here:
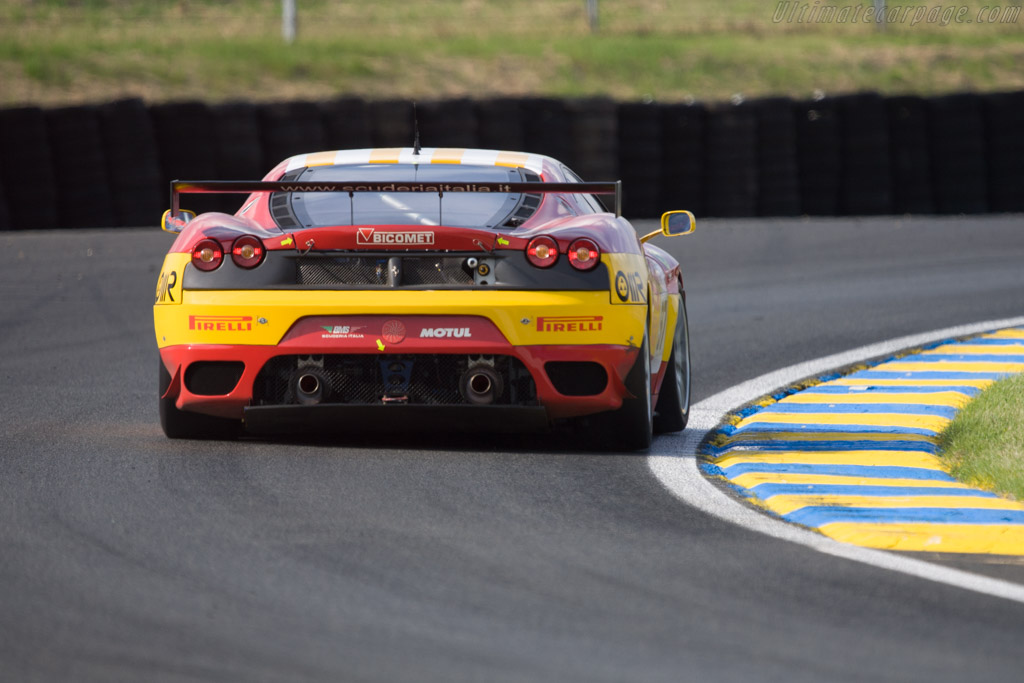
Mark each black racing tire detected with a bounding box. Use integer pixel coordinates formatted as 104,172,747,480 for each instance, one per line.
653,295,691,434
601,330,653,451
159,362,240,440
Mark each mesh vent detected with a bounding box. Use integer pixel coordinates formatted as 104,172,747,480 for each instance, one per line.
294,255,473,286
401,257,474,285
297,256,390,286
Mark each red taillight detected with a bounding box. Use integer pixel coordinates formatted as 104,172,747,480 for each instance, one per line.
526,236,559,268
191,239,223,272
567,238,601,271
231,235,265,269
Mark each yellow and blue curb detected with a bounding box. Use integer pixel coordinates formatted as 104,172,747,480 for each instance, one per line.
700,327,1024,555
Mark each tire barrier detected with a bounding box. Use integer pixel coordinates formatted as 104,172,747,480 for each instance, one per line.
618,102,663,218
752,97,800,217
837,93,891,215
475,98,526,152
0,174,10,231
794,97,842,216
886,96,933,214
369,99,415,148
704,102,757,218
982,91,1024,214
522,98,574,168
44,105,116,229
2,90,1022,228
151,101,221,217
418,98,478,149
0,106,59,230
258,100,327,171
98,98,164,227
660,102,706,217
928,93,988,214
321,96,373,151
567,97,618,183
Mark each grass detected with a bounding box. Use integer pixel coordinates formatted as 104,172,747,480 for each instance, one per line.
1,0,1023,106
940,373,1024,502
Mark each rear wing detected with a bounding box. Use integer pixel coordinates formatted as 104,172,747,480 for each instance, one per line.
168,179,622,222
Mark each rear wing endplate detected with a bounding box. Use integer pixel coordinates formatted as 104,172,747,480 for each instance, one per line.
169,179,623,219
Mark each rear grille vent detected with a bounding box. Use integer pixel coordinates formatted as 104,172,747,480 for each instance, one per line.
295,255,475,287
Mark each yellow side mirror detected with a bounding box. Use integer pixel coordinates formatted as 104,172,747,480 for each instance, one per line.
661,210,696,236
161,209,196,234
640,210,696,243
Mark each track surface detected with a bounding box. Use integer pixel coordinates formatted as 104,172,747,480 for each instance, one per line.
3,216,1024,682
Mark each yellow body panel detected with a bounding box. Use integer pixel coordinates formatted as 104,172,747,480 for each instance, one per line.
154,288,648,349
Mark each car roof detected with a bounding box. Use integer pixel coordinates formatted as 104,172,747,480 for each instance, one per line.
282,148,549,176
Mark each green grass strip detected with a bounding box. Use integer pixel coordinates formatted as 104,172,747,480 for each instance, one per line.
940,373,1024,501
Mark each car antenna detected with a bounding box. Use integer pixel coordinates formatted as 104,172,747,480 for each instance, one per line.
412,101,422,156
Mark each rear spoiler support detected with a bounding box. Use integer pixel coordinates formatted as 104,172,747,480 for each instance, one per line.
169,179,622,219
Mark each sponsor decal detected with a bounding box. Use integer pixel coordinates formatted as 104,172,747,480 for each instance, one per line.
278,182,510,194
320,325,366,339
356,228,435,246
536,316,603,333
614,270,646,303
189,315,253,332
419,327,472,339
381,319,407,344
155,270,177,303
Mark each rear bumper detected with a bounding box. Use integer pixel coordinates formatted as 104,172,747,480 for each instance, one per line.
159,339,642,424
156,288,649,427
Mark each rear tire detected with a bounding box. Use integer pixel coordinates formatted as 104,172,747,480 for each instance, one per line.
653,296,691,433
159,362,240,440
601,332,653,451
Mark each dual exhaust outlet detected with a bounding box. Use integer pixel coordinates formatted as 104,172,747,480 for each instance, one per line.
291,363,502,406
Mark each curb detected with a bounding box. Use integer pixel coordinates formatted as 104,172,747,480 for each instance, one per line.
701,326,1024,555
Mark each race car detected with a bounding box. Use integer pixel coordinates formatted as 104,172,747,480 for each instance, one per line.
154,148,694,449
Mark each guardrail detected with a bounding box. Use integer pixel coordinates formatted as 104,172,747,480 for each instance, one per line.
0,92,1021,229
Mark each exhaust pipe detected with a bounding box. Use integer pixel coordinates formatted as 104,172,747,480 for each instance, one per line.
460,366,503,405
295,371,325,405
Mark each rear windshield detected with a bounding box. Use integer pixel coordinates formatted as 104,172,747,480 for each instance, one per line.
282,164,528,229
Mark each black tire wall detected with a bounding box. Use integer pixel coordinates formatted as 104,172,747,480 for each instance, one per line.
98,98,163,227
753,97,800,216
0,107,59,230
4,90,1023,227
45,105,116,228
794,97,841,216
887,96,933,214
928,94,988,214
983,91,1024,213
704,102,757,217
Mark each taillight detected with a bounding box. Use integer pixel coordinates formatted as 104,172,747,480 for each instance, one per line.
526,236,559,268
191,239,223,272
567,238,601,271
231,235,265,269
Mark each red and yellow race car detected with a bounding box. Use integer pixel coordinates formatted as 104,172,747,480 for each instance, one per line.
154,148,694,449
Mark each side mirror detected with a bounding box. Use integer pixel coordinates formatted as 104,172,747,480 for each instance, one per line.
640,210,696,243
661,210,695,236
161,209,196,234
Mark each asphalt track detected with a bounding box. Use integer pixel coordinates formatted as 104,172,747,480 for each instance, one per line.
2,215,1024,682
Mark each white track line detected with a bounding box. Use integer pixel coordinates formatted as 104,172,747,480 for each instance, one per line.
648,316,1024,604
